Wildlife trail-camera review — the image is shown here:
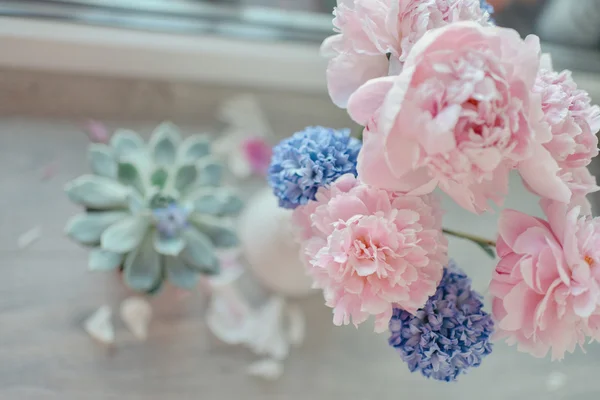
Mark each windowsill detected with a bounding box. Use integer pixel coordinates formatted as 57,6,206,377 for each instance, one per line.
0,17,328,94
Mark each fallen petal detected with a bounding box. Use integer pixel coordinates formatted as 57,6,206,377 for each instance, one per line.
120,296,152,340
84,306,115,344
18,226,42,249
286,304,306,347
246,359,284,381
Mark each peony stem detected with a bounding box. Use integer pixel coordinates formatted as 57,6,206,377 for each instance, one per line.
442,228,497,258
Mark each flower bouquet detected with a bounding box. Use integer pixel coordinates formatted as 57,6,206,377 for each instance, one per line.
266,0,600,382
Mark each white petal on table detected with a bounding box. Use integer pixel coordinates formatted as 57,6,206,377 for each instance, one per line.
244,296,290,361
246,359,284,381
206,285,252,345
120,296,152,341
17,226,42,249
84,306,115,344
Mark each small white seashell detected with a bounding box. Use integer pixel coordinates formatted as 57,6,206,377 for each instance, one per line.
546,371,567,392
246,359,284,381
18,226,42,249
84,306,115,344
120,297,152,341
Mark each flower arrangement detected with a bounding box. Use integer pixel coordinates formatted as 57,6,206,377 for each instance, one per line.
267,0,600,382
65,122,243,294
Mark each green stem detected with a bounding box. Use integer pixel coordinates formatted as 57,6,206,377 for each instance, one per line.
442,228,496,248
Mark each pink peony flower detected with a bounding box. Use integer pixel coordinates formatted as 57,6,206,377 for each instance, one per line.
490,200,600,360
322,0,491,108
528,59,600,210
293,174,448,332
348,22,571,214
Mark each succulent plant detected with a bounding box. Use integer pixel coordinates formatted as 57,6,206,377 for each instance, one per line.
65,122,243,294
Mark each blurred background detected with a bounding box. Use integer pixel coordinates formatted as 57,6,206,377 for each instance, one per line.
1,1,600,399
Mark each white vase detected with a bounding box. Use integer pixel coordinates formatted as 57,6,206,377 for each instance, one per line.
238,187,315,297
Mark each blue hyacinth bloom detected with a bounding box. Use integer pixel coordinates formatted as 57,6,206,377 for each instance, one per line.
268,126,361,209
480,0,495,23
388,261,494,382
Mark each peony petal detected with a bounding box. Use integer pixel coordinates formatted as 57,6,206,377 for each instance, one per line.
519,144,571,203
326,52,389,108
347,76,396,125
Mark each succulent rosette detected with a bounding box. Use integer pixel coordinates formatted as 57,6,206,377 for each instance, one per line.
65,122,243,293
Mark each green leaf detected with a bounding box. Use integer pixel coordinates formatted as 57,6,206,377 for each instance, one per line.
65,175,130,208
110,129,144,158
65,211,128,245
191,189,244,216
88,143,117,179
101,215,150,253
150,122,181,165
89,248,123,271
165,256,198,289
174,164,198,192
123,233,163,292
118,162,145,195
153,230,185,256
178,135,211,163
150,168,169,189
197,159,223,187
190,215,239,248
476,242,496,259
180,228,219,274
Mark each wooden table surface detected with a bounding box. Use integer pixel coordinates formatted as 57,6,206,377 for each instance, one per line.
2,118,600,400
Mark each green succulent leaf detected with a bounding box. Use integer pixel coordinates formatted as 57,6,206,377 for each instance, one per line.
191,189,243,216
197,159,223,187
165,256,199,289
89,248,123,271
178,135,211,163
128,191,146,214
65,211,128,245
150,167,169,189
110,129,145,158
123,233,163,292
150,122,181,165
174,164,198,192
153,230,185,256
189,215,239,248
118,162,145,195
101,215,150,253
88,143,117,179
180,228,219,274
65,175,130,208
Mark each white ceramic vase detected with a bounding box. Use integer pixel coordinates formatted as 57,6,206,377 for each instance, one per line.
237,187,315,297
